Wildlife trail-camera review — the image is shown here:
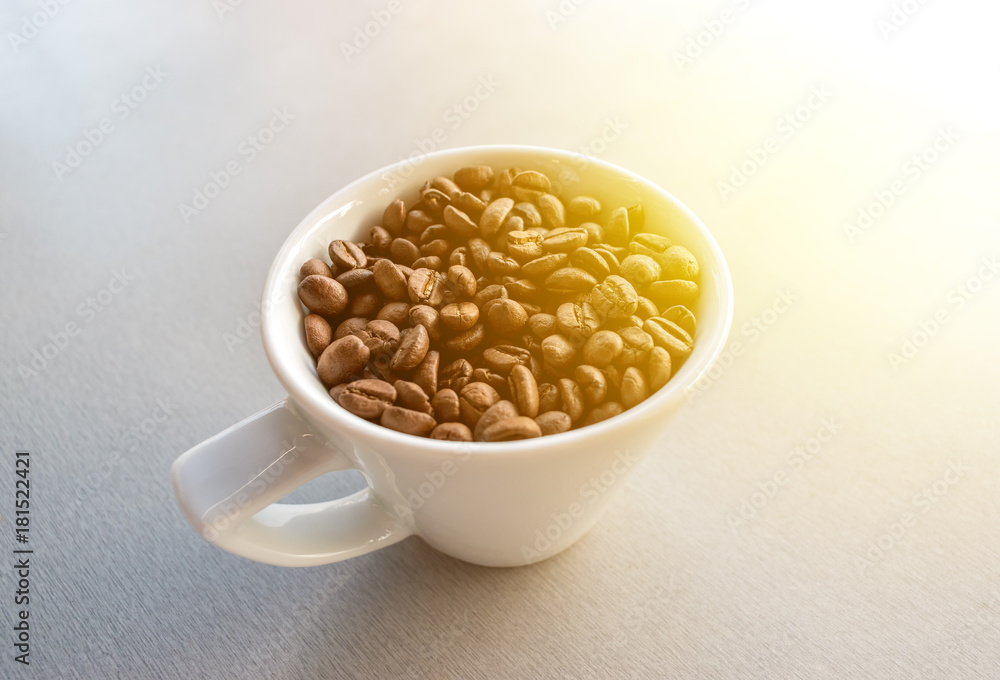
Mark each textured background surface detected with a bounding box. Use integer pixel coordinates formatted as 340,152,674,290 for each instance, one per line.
2,1,999,678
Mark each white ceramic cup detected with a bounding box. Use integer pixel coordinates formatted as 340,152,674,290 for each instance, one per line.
171,145,733,568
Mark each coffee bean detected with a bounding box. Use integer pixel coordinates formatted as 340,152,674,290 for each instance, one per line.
298,275,349,316
537,382,561,413
329,240,367,271
389,237,421,266
431,388,460,422
430,422,473,441
472,367,508,395
567,195,601,217
430,176,461,199
619,254,661,286
635,296,659,319
555,301,601,346
338,379,397,420
570,247,611,279
406,305,441,341
506,230,545,261
317,335,370,387
483,344,532,373
557,378,584,422
512,170,551,192
535,411,572,436
334,317,368,340
616,326,654,366
537,194,566,230
443,322,485,351
446,265,477,298
439,358,474,393
329,383,347,403
443,205,479,237
643,317,694,362
592,247,620,275
459,382,501,427
453,191,486,218
648,346,672,391
394,380,433,414
412,255,444,271
481,416,541,441
574,365,607,406
589,275,638,320
528,313,559,339
662,305,696,335
336,267,375,292
300,258,334,279
620,367,649,408
353,320,400,368
542,227,588,253
545,267,598,294
403,268,444,307
508,364,539,417
405,209,435,235
449,247,470,268
480,198,515,238
304,314,332,358
391,323,429,371
472,283,506,308
468,238,492,271
376,301,411,329
348,291,380,318
580,402,624,427
630,232,672,255
647,280,699,308
454,165,494,192
600,207,627,247
541,334,576,370
473,400,518,441
381,406,436,437
581,330,624,367
487,298,529,334
486,252,521,276
440,302,480,331
412,349,440,396
383,199,406,236
521,253,569,279
659,246,700,281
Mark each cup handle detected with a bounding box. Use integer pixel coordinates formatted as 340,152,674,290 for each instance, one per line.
170,399,412,567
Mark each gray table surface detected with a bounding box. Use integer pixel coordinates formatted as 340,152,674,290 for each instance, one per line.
2,1,999,678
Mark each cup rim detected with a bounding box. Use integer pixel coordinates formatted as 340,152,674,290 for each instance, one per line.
261,144,733,457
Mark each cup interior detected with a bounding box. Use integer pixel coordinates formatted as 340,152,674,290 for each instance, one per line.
261,145,733,453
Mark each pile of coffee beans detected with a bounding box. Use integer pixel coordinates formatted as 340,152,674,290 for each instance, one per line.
296,165,699,441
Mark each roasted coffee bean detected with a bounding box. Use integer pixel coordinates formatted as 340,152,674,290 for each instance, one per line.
473,400,519,441
528,312,559,339
619,254,660,286
509,364,540,417
626,204,645,236
440,302,479,331
336,267,375,291
582,330,624,367
487,298,529,334
406,268,445,306
507,230,545,261
376,301,411,329
417,188,450,214
411,255,443,271
602,364,624,391
339,379,397,420
555,301,601,346
480,198,514,238
446,265,477,298
405,209,435,235
535,411,572,436
353,320,400,366
541,334,576,369
381,406,436,436
481,416,541,441
449,247,470,268
521,302,543,316
662,305,696,335
537,382,561,413
542,227,588,253
501,278,536,302
453,191,486,218
383,199,406,236
617,326,654,366
454,165,494,191
537,193,566,230
304,314,332,358
430,176,461,199
575,365,607,406
443,205,479,236
567,196,601,218
348,292,380,318
545,267,598,294
329,240,367,271
443,322,485,351
643,317,694,362
647,279,699,307
635,296,659,319
512,170,551,192
659,246,700,281
317,335,370,387
570,247,611,279
472,367,508,395
580,402,624,427
329,383,347,403
334,317,368,340
590,275,638,320
604,207,629,247
472,283,506,308
412,349,440,396
439,358,474,393
648,346,672,391
521,253,569,279
300,258,334,279
483,344,532,373
394,380,433,414
486,252,521,276
592,247,620,275
409,305,442,340
430,422,473,441
630,232,672,255
459,382,501,427
558,378,584,422
620,367,649,408
431,388,461,422
298,275,349,316
390,323,429,371
389,237,421,266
